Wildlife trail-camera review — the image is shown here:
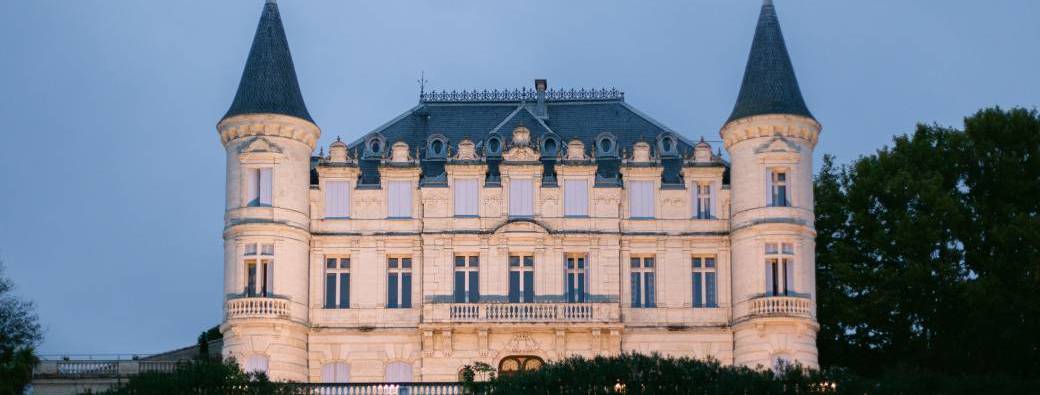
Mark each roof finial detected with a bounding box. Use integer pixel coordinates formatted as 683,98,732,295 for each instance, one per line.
336,136,342,142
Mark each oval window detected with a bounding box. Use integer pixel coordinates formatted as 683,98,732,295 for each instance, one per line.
431,139,444,155
544,138,557,154
488,137,501,153
599,138,613,153
662,137,673,152
370,140,382,154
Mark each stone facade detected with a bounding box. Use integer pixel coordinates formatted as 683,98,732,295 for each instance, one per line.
218,0,820,383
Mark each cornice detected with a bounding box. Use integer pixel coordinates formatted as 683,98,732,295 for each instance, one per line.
218,113,321,150
720,114,821,149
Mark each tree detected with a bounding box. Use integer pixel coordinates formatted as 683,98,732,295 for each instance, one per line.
87,358,299,395
814,107,1040,377
0,260,42,395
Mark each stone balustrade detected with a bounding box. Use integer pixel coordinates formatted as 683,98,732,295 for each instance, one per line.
226,296,291,320
747,296,815,319
426,303,620,323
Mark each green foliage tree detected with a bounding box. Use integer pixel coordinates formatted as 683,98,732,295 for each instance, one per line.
0,260,42,395
814,107,1040,377
87,358,303,395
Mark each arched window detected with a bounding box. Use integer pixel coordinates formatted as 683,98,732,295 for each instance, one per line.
243,354,269,374
498,355,544,376
320,362,350,383
385,361,413,382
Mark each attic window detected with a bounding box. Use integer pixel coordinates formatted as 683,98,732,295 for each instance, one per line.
662,137,673,152
431,140,444,156
599,138,612,153
487,136,502,154
543,138,558,155
370,140,382,154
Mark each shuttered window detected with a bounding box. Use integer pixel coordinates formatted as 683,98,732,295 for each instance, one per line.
243,355,269,373
324,181,351,218
454,179,479,216
564,179,589,217
509,179,534,217
387,181,412,218
628,181,655,218
246,168,273,207
385,361,413,382
320,362,350,383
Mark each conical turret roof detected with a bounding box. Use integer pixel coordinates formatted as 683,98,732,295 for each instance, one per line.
727,0,813,124
223,0,314,123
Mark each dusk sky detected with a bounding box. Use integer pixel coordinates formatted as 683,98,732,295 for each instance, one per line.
0,0,1037,355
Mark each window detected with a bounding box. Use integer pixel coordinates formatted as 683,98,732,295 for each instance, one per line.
454,179,479,217
498,356,544,377
694,183,713,219
692,257,717,308
767,170,789,207
385,361,413,382
563,179,589,217
386,257,412,308
508,179,534,217
246,168,273,207
454,255,480,303
565,255,588,303
508,255,535,303
324,257,350,309
243,243,274,297
387,181,412,218
320,362,350,383
628,181,655,218
324,180,350,218
765,243,795,296
243,355,269,373
630,256,656,308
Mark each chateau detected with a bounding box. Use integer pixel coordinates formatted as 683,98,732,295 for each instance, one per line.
218,0,821,383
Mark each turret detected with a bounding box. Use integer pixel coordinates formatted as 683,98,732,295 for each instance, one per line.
723,0,821,370
217,0,316,381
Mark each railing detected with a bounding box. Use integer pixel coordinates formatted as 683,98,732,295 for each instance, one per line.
747,296,815,318
55,360,119,376
36,359,185,378
420,87,624,103
226,296,290,320
430,303,619,323
287,383,462,395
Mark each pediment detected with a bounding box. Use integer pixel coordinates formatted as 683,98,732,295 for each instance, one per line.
754,134,801,154
238,136,284,154
503,146,539,162
492,219,552,235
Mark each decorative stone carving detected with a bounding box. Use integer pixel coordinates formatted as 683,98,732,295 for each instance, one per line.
505,333,540,353
754,134,802,154
511,125,531,146
455,139,479,160
391,141,411,163
329,138,349,162
565,139,587,161
693,139,713,163
632,141,652,163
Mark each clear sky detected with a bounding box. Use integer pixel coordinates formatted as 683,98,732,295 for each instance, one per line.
0,0,1036,355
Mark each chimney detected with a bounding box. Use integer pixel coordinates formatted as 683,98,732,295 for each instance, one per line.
534,79,548,119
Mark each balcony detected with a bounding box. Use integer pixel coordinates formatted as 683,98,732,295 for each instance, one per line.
424,303,620,324
747,296,815,319
226,296,290,320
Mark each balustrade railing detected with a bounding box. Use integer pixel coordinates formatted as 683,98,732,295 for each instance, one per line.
288,383,461,395
436,303,618,323
747,296,815,318
226,296,290,320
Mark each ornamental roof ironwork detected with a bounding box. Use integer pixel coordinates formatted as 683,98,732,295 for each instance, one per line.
420,88,624,103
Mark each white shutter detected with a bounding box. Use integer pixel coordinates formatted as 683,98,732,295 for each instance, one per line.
325,181,350,218
785,259,794,294
321,364,335,382
259,168,273,206
710,180,719,219
335,363,350,383
629,181,654,218
692,182,700,218
246,169,260,206
509,179,533,216
265,262,274,294
765,169,773,206
564,179,588,216
765,262,774,295
321,363,350,383
388,181,412,218
386,362,413,382
244,355,269,373
455,179,479,216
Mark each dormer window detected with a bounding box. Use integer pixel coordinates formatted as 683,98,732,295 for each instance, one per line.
486,134,503,156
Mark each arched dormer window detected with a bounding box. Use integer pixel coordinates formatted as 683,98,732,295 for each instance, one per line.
426,134,449,159
485,133,504,157
540,133,561,158
363,133,386,159
595,132,618,157
657,133,678,157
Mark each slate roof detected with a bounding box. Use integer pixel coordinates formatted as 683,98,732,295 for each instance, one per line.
223,0,314,123
727,0,814,123
351,95,694,158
